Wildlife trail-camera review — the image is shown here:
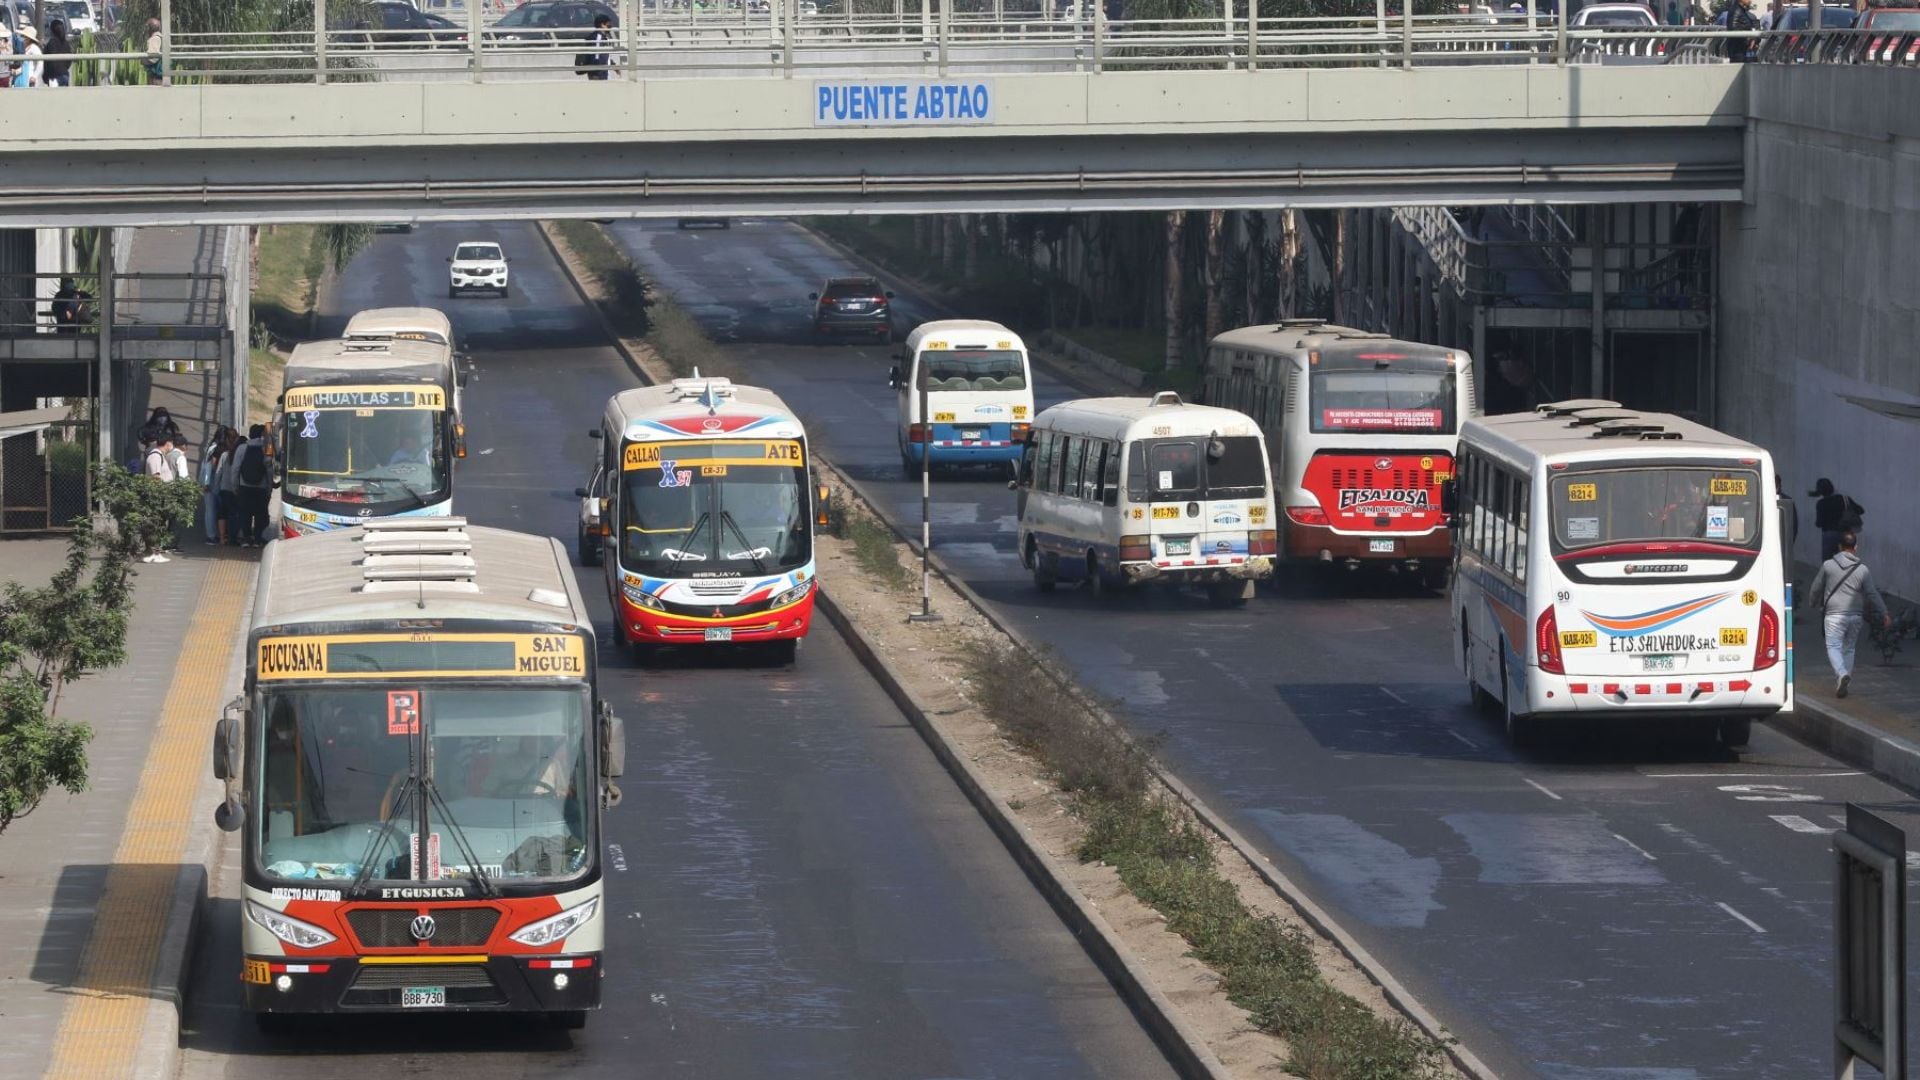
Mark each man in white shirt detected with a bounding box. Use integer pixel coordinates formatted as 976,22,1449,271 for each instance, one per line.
141,434,187,562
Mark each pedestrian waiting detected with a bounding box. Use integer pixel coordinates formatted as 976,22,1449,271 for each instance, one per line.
232,423,276,548
140,431,189,563
1810,530,1892,699
11,24,41,88
42,19,71,87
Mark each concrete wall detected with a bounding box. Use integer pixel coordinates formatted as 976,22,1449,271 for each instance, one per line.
1718,66,1920,597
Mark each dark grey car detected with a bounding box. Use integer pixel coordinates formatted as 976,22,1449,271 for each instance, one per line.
809,277,896,344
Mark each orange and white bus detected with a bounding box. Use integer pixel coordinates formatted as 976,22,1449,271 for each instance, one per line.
587,377,815,663
1202,320,1478,588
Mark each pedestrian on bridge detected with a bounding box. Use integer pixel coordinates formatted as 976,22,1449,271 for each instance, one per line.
1723,0,1759,60
144,19,165,86
11,24,40,88
578,14,613,80
1811,531,1892,699
42,19,71,88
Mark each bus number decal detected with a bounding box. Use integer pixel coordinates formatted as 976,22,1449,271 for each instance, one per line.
701,465,728,477
1130,508,1144,520
1151,506,1182,520
243,960,272,985
1152,426,1172,437
1249,505,1267,524
1566,483,1598,502
387,690,421,736
1719,627,1749,647
933,412,956,423
1710,478,1748,496
1559,630,1597,649
1013,406,1029,419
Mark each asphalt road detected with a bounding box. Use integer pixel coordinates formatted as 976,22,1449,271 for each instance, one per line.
175,220,1175,1080
610,216,1920,1080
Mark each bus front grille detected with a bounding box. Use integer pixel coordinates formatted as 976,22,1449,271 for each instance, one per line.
343,962,506,1007
345,906,501,948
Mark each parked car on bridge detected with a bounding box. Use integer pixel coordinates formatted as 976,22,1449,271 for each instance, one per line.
448,241,510,298
43,0,99,35
1570,2,1657,26
1770,3,1859,27
336,1,468,47
486,0,618,44
809,277,895,344
1859,6,1920,29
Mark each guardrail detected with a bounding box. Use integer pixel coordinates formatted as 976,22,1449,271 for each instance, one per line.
0,272,227,339
15,10,1917,83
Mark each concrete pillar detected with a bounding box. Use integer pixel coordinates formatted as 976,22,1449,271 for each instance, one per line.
96,232,115,466
1471,305,1487,379
1589,213,1606,399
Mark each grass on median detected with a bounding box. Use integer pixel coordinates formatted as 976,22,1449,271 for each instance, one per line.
252,224,324,344
962,638,1451,1080
551,220,654,339
843,503,912,592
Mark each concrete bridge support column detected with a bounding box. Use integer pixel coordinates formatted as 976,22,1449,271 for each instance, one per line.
95,234,114,466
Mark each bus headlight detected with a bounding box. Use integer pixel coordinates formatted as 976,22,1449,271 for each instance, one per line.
245,900,337,949
768,581,814,609
620,583,665,612
509,897,600,947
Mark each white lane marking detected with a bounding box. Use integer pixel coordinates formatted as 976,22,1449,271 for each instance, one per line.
1523,778,1564,801
1645,771,1861,779
1380,687,1407,705
1829,814,1848,826
1719,783,1821,802
1613,833,1658,861
1771,814,1830,834
1716,901,1767,933
1447,730,1478,749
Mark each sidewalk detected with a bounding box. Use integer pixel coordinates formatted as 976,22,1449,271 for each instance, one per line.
1773,600,1920,791
0,533,253,1080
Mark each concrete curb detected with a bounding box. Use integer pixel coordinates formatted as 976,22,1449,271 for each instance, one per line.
543,219,1230,1079
1768,697,1920,794
822,462,1500,1080
816,590,1230,1080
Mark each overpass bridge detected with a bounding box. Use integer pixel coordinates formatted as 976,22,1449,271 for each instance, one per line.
0,11,1825,227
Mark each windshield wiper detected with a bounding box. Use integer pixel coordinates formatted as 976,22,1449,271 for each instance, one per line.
349,775,417,895
419,778,497,898
718,511,769,574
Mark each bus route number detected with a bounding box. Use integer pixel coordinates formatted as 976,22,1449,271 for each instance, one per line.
1566,482,1598,502
764,442,803,463
1710,478,1748,496
1151,506,1181,520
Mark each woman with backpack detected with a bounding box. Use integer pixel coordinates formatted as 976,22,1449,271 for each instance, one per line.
1811,477,1865,563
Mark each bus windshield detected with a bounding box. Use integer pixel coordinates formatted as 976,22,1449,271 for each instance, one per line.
257,686,590,885
1129,436,1267,500
621,447,810,577
1310,368,1457,434
283,407,448,511
1549,466,1763,551
920,349,1027,391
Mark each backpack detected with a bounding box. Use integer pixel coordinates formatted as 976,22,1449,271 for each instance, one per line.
238,444,269,487
1841,496,1864,532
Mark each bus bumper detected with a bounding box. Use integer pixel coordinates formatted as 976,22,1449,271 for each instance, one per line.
1524,670,1788,718
616,592,815,645
906,441,1021,466
1284,524,1449,563
1121,556,1272,585
241,952,603,1015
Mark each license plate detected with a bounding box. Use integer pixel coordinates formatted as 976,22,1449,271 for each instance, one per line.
839,301,867,310
1164,538,1192,556
401,986,446,1009
1641,654,1678,672
1369,539,1396,554
960,429,983,440
704,628,733,642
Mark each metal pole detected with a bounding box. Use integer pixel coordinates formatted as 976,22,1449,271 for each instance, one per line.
158,0,173,86
910,378,941,622
96,235,115,467
1375,0,1388,67
1400,0,1412,68
625,0,639,81
314,0,328,84
1092,0,1105,72
1589,209,1606,398
938,0,951,76
468,0,484,82
1555,0,1567,65
1247,0,1260,70
783,0,795,77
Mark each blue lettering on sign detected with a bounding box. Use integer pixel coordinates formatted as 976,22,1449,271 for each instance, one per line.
814,80,993,126
658,460,691,489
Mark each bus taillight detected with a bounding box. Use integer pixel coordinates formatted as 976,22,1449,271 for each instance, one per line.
1011,423,1031,442
1285,506,1328,527
1119,535,1152,561
1536,607,1565,675
1755,601,1781,670
1249,530,1277,556
907,424,929,443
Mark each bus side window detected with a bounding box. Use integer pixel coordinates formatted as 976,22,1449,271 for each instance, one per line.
1087,442,1109,502
1064,438,1087,501
1033,432,1054,493
1490,468,1509,573
1464,454,1483,557
1125,442,1147,503
1101,441,1121,507
1514,481,1529,583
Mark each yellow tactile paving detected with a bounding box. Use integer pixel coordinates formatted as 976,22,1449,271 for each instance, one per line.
43,556,254,1080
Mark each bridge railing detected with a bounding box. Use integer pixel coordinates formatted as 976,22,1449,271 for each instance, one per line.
27,15,1919,84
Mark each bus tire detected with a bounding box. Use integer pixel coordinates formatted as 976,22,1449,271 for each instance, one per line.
1465,626,1493,713
1500,656,1534,746
900,451,918,480
1086,554,1107,597
1719,718,1752,749
577,526,600,567
1029,540,1056,592
547,1009,588,1031
1421,565,1449,593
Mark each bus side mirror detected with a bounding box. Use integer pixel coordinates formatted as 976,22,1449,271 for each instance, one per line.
575,486,590,498
887,365,901,389
1440,479,1458,516
212,713,240,781
600,702,625,780
588,428,603,439
456,356,473,387
214,798,245,833
453,422,467,460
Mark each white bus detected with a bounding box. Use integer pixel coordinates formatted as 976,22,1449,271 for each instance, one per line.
889,320,1033,477
1449,401,1792,749
1202,321,1477,588
587,377,815,663
1013,392,1276,607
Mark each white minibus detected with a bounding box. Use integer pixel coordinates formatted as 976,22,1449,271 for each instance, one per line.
1013,393,1277,607
889,320,1033,476
1450,401,1792,749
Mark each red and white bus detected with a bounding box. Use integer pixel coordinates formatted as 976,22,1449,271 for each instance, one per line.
586,377,816,663
1203,320,1479,587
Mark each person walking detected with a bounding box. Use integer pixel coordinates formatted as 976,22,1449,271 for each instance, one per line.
1810,477,1864,563
42,19,71,87
1723,0,1759,61
12,24,41,88
579,14,613,80
139,432,188,562
234,423,275,547
1809,531,1892,698
144,18,165,85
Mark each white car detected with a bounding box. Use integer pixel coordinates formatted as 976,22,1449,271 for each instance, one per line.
447,241,509,298
45,0,101,35
1570,2,1657,27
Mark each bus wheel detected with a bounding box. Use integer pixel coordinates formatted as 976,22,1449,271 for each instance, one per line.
1085,554,1107,598
1719,719,1752,749
900,449,918,480
1465,627,1493,713
1500,657,1534,747
1030,541,1056,593
1421,565,1449,593
577,527,600,567
547,1009,588,1031
1206,581,1247,609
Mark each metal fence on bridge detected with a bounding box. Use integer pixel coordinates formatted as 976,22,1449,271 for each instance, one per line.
16,7,1920,82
